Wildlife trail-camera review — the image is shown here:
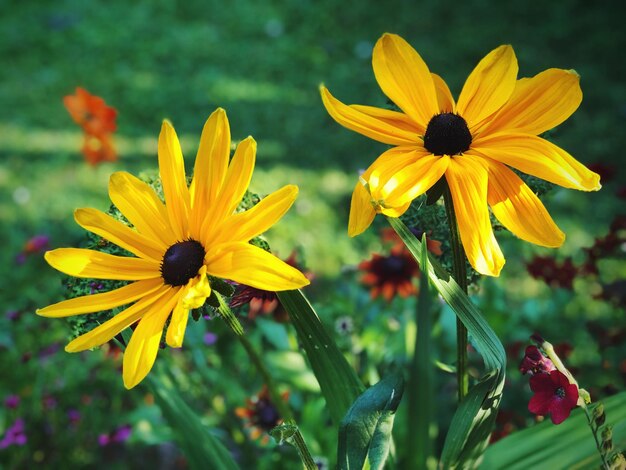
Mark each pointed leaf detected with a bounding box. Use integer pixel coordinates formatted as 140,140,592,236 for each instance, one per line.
277,290,365,425
337,373,404,470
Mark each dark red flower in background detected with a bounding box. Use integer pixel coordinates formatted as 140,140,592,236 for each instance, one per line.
359,250,419,301
526,255,578,290
519,346,556,375
235,386,288,443
528,370,579,424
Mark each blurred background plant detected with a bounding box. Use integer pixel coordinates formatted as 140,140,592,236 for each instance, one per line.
1,0,624,468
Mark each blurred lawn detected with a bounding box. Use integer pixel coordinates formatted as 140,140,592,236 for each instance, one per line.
0,0,624,467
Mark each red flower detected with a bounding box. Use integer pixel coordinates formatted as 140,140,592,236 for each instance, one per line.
63,87,118,165
519,345,556,375
63,87,117,136
528,370,579,424
526,255,578,290
359,250,419,301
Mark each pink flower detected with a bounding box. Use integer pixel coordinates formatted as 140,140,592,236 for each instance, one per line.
528,370,579,424
519,345,556,375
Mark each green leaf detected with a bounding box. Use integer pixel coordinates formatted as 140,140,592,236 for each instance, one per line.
483,392,626,469
388,217,506,469
147,366,239,470
277,289,365,426
337,373,405,470
406,234,436,469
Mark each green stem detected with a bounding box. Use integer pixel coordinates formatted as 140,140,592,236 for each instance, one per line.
582,406,611,470
406,243,434,470
219,295,317,470
442,183,469,402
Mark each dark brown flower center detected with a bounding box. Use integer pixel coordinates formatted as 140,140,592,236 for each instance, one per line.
555,386,566,398
161,239,206,286
423,112,472,156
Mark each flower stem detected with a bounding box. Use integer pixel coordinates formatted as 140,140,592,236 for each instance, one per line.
442,182,469,401
219,296,317,470
582,406,611,470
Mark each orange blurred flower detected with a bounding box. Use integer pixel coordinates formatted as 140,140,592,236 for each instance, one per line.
63,87,118,165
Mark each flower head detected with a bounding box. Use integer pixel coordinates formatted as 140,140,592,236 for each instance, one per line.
235,386,288,442
0,418,27,449
359,250,419,301
321,33,600,276
37,109,309,389
63,87,118,165
519,345,556,375
528,370,579,424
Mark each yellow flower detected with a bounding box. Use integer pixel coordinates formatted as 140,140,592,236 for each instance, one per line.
37,109,309,389
321,33,601,276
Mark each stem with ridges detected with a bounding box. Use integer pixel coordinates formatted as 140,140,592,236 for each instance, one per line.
218,295,317,470
442,182,469,401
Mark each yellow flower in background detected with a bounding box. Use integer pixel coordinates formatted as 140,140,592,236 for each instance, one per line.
321,33,601,276
37,108,309,389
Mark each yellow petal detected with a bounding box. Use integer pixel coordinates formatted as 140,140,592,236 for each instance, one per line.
37,278,164,318
379,155,450,207
348,180,376,237
457,45,518,127
378,200,412,218
166,296,189,348
203,137,256,233
320,86,419,145
45,248,161,280
123,293,179,389
482,69,582,136
65,285,173,352
109,171,176,247
472,132,601,191
431,73,455,113
181,266,212,310
445,157,505,276
74,208,163,261
158,120,191,240
351,104,423,135
205,242,310,291
208,185,298,246
189,109,231,238
485,160,565,247
372,33,438,127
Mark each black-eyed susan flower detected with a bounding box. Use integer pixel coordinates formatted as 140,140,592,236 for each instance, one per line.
321,33,601,276
37,108,309,389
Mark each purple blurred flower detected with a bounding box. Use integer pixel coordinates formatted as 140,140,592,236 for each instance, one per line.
15,235,49,264
99,424,132,446
0,418,27,449
5,310,21,321
68,409,81,426
4,395,20,409
203,331,218,346
42,395,57,410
